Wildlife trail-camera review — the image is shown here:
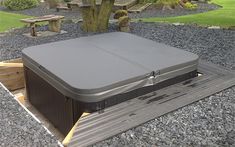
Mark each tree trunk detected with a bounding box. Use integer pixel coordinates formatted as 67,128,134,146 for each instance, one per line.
81,0,115,32
97,0,115,32
81,0,98,32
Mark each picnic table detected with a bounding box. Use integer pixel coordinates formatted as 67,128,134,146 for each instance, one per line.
21,15,64,36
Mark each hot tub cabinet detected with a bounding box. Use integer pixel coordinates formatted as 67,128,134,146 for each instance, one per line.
22,32,199,135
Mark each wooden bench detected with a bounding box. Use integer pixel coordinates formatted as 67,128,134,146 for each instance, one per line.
56,3,72,12
21,15,64,36
67,0,81,9
56,5,72,12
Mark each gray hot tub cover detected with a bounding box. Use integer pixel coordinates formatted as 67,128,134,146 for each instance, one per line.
22,32,199,102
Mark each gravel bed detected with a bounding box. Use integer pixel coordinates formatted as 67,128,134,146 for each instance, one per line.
130,22,235,70
93,23,235,146
0,85,60,146
94,87,235,147
0,2,220,19
0,22,235,146
1,22,234,69
129,2,220,19
0,3,81,20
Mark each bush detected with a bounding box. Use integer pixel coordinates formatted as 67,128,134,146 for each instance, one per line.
114,10,128,19
184,2,198,10
3,0,39,10
156,0,179,8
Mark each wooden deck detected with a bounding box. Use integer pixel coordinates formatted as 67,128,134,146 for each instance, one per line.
128,3,152,13
0,58,24,91
68,61,235,147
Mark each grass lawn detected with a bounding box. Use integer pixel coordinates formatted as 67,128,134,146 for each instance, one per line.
142,0,235,28
0,11,29,32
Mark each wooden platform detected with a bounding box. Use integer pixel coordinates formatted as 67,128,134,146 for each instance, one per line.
56,5,72,12
0,58,24,91
128,3,152,13
68,61,235,147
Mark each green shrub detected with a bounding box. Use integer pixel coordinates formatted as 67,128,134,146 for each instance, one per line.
4,0,39,10
156,0,179,8
114,10,128,19
184,2,198,10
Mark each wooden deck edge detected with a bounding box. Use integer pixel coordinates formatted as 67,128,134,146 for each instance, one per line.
128,3,152,13
62,113,90,147
68,61,235,147
0,58,25,91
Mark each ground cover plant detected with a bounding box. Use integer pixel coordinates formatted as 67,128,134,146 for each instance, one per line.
2,0,39,10
142,0,235,28
0,11,28,32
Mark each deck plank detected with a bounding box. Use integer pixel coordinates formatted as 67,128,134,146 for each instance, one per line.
69,61,235,147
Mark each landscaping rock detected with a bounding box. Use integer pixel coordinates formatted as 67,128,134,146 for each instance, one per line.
129,2,220,19
0,22,234,146
0,1,220,19
0,85,61,146
0,22,234,79
93,87,235,147
92,22,235,146
130,22,235,70
208,26,220,29
228,26,235,30
118,16,130,32
0,2,81,20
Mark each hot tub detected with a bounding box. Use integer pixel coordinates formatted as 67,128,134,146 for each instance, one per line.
22,32,199,135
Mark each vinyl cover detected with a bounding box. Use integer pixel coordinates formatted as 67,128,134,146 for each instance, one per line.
22,32,199,103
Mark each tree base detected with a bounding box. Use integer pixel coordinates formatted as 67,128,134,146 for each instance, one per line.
119,26,130,32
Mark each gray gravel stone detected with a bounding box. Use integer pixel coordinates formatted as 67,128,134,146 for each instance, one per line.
0,85,60,147
0,3,81,20
1,22,235,69
93,88,235,147
0,2,220,20
129,2,220,19
0,22,235,146
130,22,235,70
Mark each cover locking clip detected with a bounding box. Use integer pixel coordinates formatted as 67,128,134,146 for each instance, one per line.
151,70,160,78
147,71,160,86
